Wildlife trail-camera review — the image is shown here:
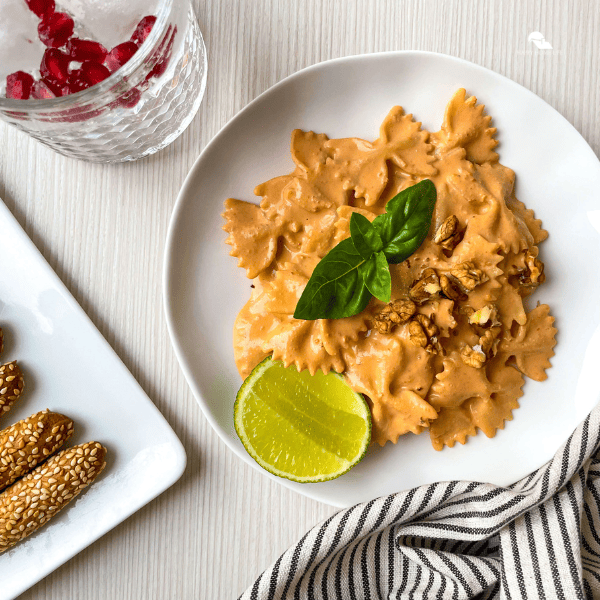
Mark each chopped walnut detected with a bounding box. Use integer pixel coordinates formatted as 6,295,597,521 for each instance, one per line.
479,329,498,357
408,320,428,348
433,215,462,254
460,328,500,368
409,314,443,354
450,261,487,292
374,299,416,334
460,344,487,368
374,319,393,334
468,304,499,328
413,314,438,338
439,274,467,302
409,268,441,304
520,250,546,287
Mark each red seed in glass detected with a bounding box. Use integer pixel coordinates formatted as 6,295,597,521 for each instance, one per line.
25,0,55,19
31,80,56,99
66,70,91,93
41,78,64,96
104,41,138,73
6,71,35,99
38,12,74,48
130,16,157,45
66,38,108,63
40,48,70,85
149,26,177,78
80,61,110,85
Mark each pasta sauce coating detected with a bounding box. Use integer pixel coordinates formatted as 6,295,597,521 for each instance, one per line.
223,89,557,450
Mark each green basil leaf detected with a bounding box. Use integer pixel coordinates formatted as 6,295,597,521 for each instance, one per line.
373,178,437,264
293,238,372,320
360,251,391,302
293,179,436,321
349,212,383,259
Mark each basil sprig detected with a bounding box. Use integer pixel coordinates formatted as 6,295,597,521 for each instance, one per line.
293,179,437,320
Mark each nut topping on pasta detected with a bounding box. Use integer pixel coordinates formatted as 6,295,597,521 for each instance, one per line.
223,88,557,450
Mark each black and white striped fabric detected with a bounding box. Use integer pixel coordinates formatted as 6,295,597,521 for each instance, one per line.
241,406,600,599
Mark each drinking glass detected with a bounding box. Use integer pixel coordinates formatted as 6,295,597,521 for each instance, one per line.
0,0,207,162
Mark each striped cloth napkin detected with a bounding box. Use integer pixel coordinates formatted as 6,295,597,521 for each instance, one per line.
240,405,600,599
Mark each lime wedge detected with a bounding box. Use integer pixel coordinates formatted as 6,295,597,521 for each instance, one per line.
234,357,371,483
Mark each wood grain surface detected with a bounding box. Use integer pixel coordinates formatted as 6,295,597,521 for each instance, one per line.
0,0,598,597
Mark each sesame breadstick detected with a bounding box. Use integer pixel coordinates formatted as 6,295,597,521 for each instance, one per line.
0,441,107,553
0,410,74,491
0,361,24,418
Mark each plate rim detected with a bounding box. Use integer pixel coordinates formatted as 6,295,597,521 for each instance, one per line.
0,198,187,598
163,49,600,508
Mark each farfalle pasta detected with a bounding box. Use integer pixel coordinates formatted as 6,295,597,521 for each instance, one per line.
223,88,557,451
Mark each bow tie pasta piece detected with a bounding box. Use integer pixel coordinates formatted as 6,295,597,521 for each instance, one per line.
323,107,437,208
431,88,499,164
506,195,549,245
498,304,557,382
222,198,283,279
234,270,370,378
428,353,525,450
343,331,438,444
290,129,331,175
376,106,438,178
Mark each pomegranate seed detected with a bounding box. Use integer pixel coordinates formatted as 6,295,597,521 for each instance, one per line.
131,15,156,45
25,0,55,19
38,12,74,48
66,38,107,62
104,41,138,73
66,70,91,93
6,71,35,99
149,26,177,79
80,61,110,85
40,48,70,86
41,78,64,96
31,80,56,99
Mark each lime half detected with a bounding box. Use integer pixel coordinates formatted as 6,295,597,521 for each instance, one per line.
234,357,371,483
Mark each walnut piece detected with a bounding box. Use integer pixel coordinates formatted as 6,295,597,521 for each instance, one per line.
479,329,497,357
460,344,487,368
468,304,499,327
409,268,441,304
520,250,546,287
460,328,500,368
433,215,458,244
408,321,428,348
409,314,443,354
433,215,462,254
450,261,487,292
413,314,438,338
439,274,467,302
374,299,416,334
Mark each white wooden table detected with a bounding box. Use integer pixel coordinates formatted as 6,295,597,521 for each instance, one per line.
0,0,597,597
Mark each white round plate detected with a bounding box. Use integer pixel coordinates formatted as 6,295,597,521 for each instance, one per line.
164,51,600,508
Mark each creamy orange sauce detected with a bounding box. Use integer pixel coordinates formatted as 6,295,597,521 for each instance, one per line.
223,89,557,451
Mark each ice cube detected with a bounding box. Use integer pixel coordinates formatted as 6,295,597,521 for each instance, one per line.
0,0,46,83
57,0,160,49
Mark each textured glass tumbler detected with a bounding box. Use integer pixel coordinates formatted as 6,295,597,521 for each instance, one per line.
0,0,207,162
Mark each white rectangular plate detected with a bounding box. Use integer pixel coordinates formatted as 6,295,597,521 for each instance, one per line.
0,199,186,599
